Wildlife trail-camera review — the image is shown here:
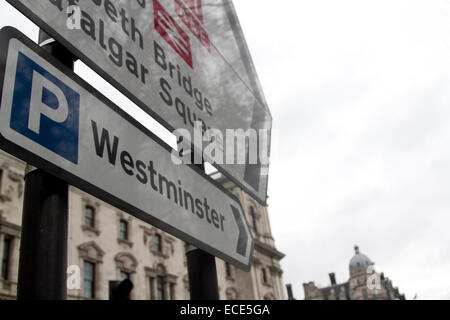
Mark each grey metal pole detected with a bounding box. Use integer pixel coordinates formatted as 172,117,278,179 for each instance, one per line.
186,246,220,300
184,156,220,300
17,30,76,300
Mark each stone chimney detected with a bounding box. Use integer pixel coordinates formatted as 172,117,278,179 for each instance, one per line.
286,284,295,300
329,272,336,286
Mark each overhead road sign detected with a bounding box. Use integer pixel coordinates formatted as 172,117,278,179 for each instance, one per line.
0,27,253,270
6,0,271,206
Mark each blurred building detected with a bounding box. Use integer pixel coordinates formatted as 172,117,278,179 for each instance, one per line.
0,150,285,300
303,246,405,300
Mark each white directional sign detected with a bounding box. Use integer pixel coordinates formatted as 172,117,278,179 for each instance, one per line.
0,27,253,270
6,0,271,206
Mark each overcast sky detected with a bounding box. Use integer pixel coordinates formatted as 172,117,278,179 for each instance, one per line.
233,0,450,300
1,0,450,300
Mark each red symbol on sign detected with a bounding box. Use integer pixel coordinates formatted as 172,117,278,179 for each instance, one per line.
175,0,211,53
153,0,193,68
183,0,204,23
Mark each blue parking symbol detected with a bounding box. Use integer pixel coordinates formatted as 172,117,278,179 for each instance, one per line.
10,52,80,164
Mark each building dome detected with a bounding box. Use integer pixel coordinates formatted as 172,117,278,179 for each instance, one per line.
349,245,373,276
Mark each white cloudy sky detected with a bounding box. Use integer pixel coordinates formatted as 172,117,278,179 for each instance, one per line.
232,0,450,300
1,0,450,300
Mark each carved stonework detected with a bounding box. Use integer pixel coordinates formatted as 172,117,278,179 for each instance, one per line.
142,226,173,258
7,171,22,182
0,194,10,203
81,225,101,236
114,252,138,274
269,264,284,277
0,163,23,201
0,162,9,172
264,292,275,300
183,275,189,291
226,287,239,300
165,236,176,255
78,241,105,263
81,196,101,209
117,237,133,248
252,257,262,266
7,171,23,199
0,218,21,237
145,263,177,283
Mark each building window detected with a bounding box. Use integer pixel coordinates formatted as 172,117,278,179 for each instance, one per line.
83,261,96,299
146,264,177,300
170,283,176,300
261,267,268,284
119,220,128,240
225,262,232,278
1,236,12,280
85,206,95,228
149,276,173,300
120,271,130,281
329,288,335,300
362,289,368,299
250,207,258,233
0,169,3,193
155,234,162,253
145,262,181,300
149,277,155,299
156,276,165,300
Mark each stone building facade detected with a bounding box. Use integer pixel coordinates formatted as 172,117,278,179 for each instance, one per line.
0,150,285,300
303,246,405,300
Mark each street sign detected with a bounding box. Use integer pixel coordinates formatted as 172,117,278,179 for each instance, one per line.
6,0,271,206
0,27,253,270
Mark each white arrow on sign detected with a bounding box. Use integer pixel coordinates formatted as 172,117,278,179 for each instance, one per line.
0,27,253,270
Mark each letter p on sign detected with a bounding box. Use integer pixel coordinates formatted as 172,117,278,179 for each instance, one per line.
10,52,80,164
28,71,69,135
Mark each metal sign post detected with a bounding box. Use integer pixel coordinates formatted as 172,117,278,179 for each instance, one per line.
186,246,219,300
184,161,220,300
17,30,76,300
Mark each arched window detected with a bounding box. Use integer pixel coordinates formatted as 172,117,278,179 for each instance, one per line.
78,241,105,299
114,252,137,298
